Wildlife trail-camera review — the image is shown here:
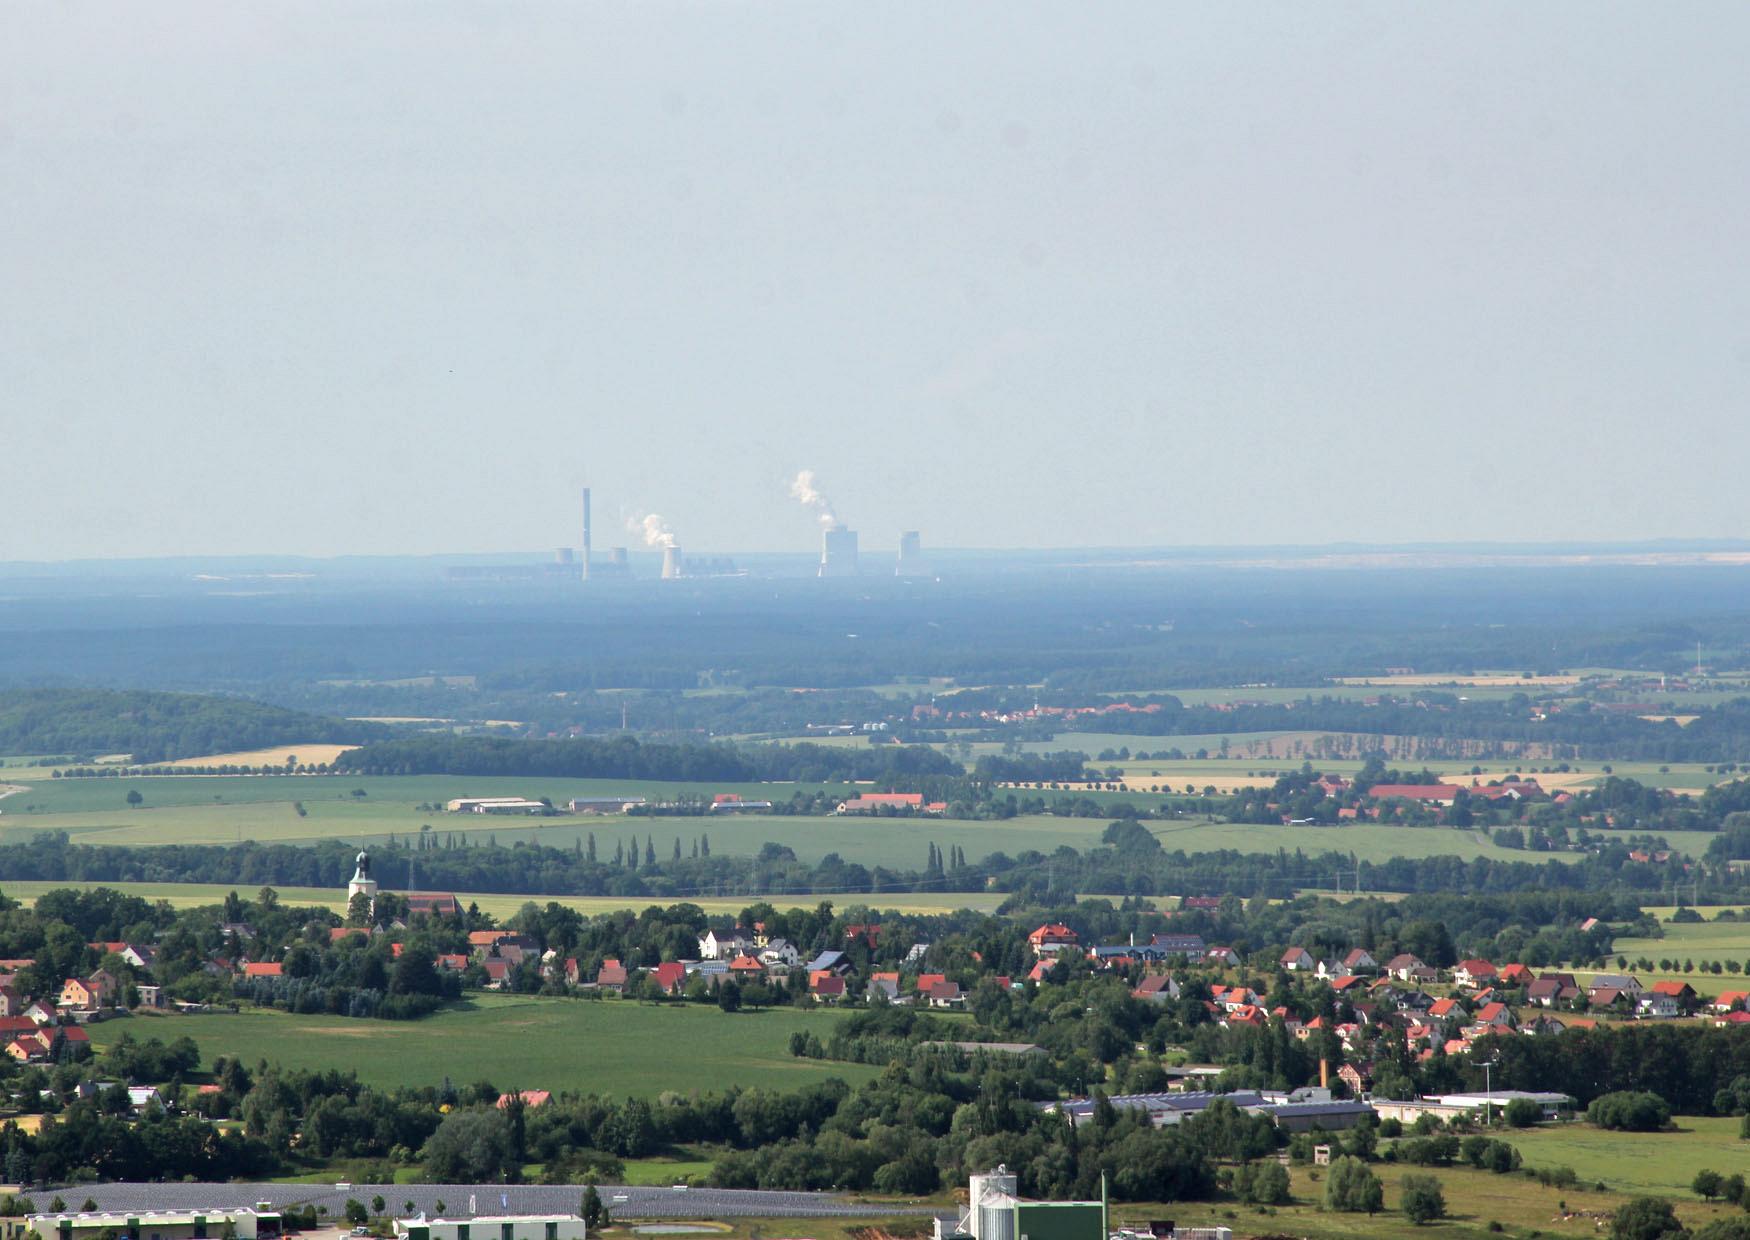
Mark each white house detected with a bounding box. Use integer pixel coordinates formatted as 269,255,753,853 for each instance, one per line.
698,929,754,961
1637,993,1681,1020
759,939,800,968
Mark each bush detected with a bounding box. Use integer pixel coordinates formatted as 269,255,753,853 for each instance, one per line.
1233,1160,1290,1206
1611,1197,1684,1240
1504,1097,1543,1127
1588,1091,1672,1132
1323,1156,1383,1215
1400,1174,1446,1226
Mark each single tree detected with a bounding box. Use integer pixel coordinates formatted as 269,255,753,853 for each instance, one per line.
1323,1155,1383,1215
1401,1174,1446,1225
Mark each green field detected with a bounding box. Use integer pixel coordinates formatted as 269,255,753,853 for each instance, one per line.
1509,1115,1749,1197
1104,1121,1750,1240
0,879,1008,920
92,995,879,1096
1609,915,1750,971
2,765,1723,875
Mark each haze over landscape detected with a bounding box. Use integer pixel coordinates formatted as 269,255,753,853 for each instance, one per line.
5,3,1750,560
14,9,1750,1238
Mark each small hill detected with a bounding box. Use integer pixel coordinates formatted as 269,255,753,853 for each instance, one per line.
0,688,386,764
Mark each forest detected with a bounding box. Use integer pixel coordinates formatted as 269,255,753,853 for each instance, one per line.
0,689,381,764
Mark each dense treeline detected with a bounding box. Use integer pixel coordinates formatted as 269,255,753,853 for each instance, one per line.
0,689,382,764
1016,693,1750,763
1485,1024,1750,1115
331,734,959,784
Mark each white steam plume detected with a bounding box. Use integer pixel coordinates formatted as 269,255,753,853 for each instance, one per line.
789,469,841,529
626,512,677,549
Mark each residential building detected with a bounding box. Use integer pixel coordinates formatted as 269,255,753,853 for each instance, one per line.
1028,924,1080,958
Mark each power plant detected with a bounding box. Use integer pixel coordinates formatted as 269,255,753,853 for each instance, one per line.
447,477,892,583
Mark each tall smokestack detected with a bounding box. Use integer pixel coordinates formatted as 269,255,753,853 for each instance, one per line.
581,487,592,581
661,545,682,579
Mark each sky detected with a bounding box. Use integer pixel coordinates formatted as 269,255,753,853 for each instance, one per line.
3,4,1749,560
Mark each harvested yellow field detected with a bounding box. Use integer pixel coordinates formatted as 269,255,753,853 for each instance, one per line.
1640,714,1699,726
164,743,355,768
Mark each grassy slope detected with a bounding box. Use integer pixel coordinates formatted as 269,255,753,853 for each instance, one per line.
92,995,879,1096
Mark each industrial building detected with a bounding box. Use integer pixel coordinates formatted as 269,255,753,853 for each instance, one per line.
445,797,550,815
394,1216,585,1240
1370,1090,1574,1125
25,1210,282,1240
568,796,647,814
1046,1088,1373,1133
935,1169,1105,1240
819,525,859,577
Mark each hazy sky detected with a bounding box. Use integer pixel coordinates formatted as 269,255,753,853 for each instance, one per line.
4,4,1749,559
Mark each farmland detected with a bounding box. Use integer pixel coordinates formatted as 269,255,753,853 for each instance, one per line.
1607,913,1750,971
90,995,880,1096
0,878,1010,920
0,766,1722,874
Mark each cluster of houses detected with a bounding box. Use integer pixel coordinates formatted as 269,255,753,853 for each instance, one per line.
1016,920,1750,1084
1273,774,1573,824
0,942,171,1063
533,921,983,1006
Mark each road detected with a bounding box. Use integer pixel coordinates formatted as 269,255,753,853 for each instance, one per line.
57,1183,935,1221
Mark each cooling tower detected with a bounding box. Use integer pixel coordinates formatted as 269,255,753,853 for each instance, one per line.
819,525,859,577
555,547,575,565
896,530,923,576
661,545,682,579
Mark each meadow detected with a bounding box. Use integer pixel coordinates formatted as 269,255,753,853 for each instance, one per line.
1102,1120,1750,1240
1605,913,1750,975
91,995,880,1096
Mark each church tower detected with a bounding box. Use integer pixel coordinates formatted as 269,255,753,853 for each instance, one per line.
347,849,378,920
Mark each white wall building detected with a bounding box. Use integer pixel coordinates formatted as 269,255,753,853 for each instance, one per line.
394,1216,585,1240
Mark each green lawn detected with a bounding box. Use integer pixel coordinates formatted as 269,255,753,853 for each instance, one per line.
91,995,879,1096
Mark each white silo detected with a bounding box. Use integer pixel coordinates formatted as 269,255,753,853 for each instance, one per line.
969,1168,1019,1240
